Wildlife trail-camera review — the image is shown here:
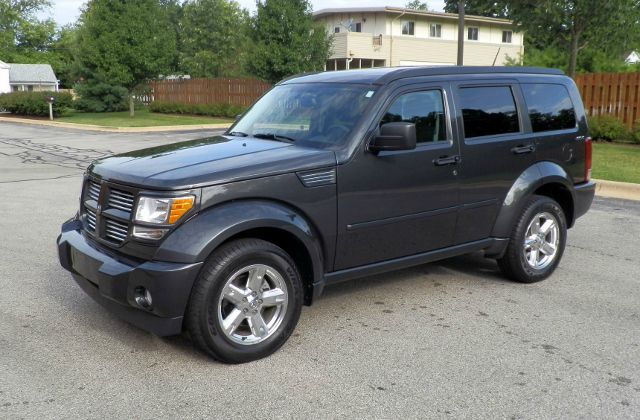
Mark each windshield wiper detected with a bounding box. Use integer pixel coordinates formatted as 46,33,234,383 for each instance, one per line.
227,131,248,137
253,133,296,143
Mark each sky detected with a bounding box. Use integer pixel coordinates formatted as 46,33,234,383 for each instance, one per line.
42,0,447,26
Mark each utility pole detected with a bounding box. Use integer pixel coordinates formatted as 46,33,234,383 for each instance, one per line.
457,1,465,66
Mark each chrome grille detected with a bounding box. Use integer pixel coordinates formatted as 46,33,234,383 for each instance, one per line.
108,189,134,212
85,208,97,231
105,219,129,243
87,181,101,201
82,178,136,246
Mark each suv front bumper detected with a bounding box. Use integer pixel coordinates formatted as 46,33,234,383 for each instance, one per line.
56,218,202,336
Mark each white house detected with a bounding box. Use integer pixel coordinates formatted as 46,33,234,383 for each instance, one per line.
0,61,58,93
0,61,10,93
314,7,524,70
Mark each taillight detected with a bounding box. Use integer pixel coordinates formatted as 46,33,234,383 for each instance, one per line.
584,136,592,181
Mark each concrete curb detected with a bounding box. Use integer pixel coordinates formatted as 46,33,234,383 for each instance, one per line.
593,179,640,201
0,116,232,132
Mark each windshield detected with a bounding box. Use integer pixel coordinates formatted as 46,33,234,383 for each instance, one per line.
229,83,376,149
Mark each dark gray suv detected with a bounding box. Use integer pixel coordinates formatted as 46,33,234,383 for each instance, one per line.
57,67,595,363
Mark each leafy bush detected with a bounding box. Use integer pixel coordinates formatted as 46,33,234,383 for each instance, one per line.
632,120,640,144
149,101,245,118
588,115,630,142
0,91,74,116
74,81,128,112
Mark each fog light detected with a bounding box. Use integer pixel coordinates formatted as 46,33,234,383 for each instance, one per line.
134,286,153,309
132,225,168,240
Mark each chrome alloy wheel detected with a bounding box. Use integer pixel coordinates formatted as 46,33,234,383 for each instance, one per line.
217,264,288,345
523,211,560,270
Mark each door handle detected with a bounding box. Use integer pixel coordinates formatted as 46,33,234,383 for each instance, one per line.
511,144,535,155
433,155,460,166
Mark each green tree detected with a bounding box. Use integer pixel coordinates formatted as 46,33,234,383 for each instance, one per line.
508,43,638,75
247,0,331,84
47,25,78,88
160,0,183,73
178,0,249,78
75,0,176,115
0,0,57,62
446,0,640,77
509,0,640,77
443,0,509,18
405,1,428,10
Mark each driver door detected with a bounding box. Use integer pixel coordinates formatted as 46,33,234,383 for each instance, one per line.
334,84,461,270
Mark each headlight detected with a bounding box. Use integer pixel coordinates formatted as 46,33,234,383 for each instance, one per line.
134,196,194,224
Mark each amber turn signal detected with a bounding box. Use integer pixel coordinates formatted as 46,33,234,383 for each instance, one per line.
168,197,194,224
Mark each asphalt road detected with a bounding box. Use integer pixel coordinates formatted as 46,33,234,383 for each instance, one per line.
1,121,639,419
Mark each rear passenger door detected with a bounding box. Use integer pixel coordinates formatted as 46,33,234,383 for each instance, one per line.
451,81,536,244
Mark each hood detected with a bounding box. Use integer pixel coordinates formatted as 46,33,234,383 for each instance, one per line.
88,136,336,190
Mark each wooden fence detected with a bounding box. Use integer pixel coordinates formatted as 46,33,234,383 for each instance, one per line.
574,72,640,128
150,78,271,107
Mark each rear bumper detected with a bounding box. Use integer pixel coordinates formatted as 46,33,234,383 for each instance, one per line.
57,218,202,336
574,180,596,222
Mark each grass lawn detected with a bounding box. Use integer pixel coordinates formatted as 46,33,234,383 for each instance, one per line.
56,108,232,127
592,142,640,184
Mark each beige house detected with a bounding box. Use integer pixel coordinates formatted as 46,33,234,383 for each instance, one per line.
314,7,524,70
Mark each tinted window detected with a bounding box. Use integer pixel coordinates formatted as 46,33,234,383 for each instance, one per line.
521,84,577,132
381,90,447,143
459,86,519,138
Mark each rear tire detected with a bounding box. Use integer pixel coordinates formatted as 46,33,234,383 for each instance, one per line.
497,195,567,283
185,238,303,363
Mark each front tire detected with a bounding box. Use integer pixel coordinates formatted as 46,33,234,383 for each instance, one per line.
497,195,567,283
185,238,303,363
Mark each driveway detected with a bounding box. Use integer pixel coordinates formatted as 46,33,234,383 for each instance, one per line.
1,122,639,418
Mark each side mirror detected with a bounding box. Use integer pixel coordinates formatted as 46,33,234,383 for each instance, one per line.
369,122,417,153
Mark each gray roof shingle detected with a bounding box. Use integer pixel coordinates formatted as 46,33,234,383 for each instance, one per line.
8,64,57,84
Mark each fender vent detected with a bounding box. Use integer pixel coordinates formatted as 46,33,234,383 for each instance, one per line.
297,168,336,187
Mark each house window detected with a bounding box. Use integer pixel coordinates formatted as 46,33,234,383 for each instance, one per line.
468,27,479,40
334,26,340,33
402,21,415,35
502,30,513,43
354,22,362,32
430,24,442,38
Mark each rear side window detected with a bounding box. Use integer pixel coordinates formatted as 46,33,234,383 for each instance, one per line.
381,90,447,143
459,86,520,138
521,84,577,132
